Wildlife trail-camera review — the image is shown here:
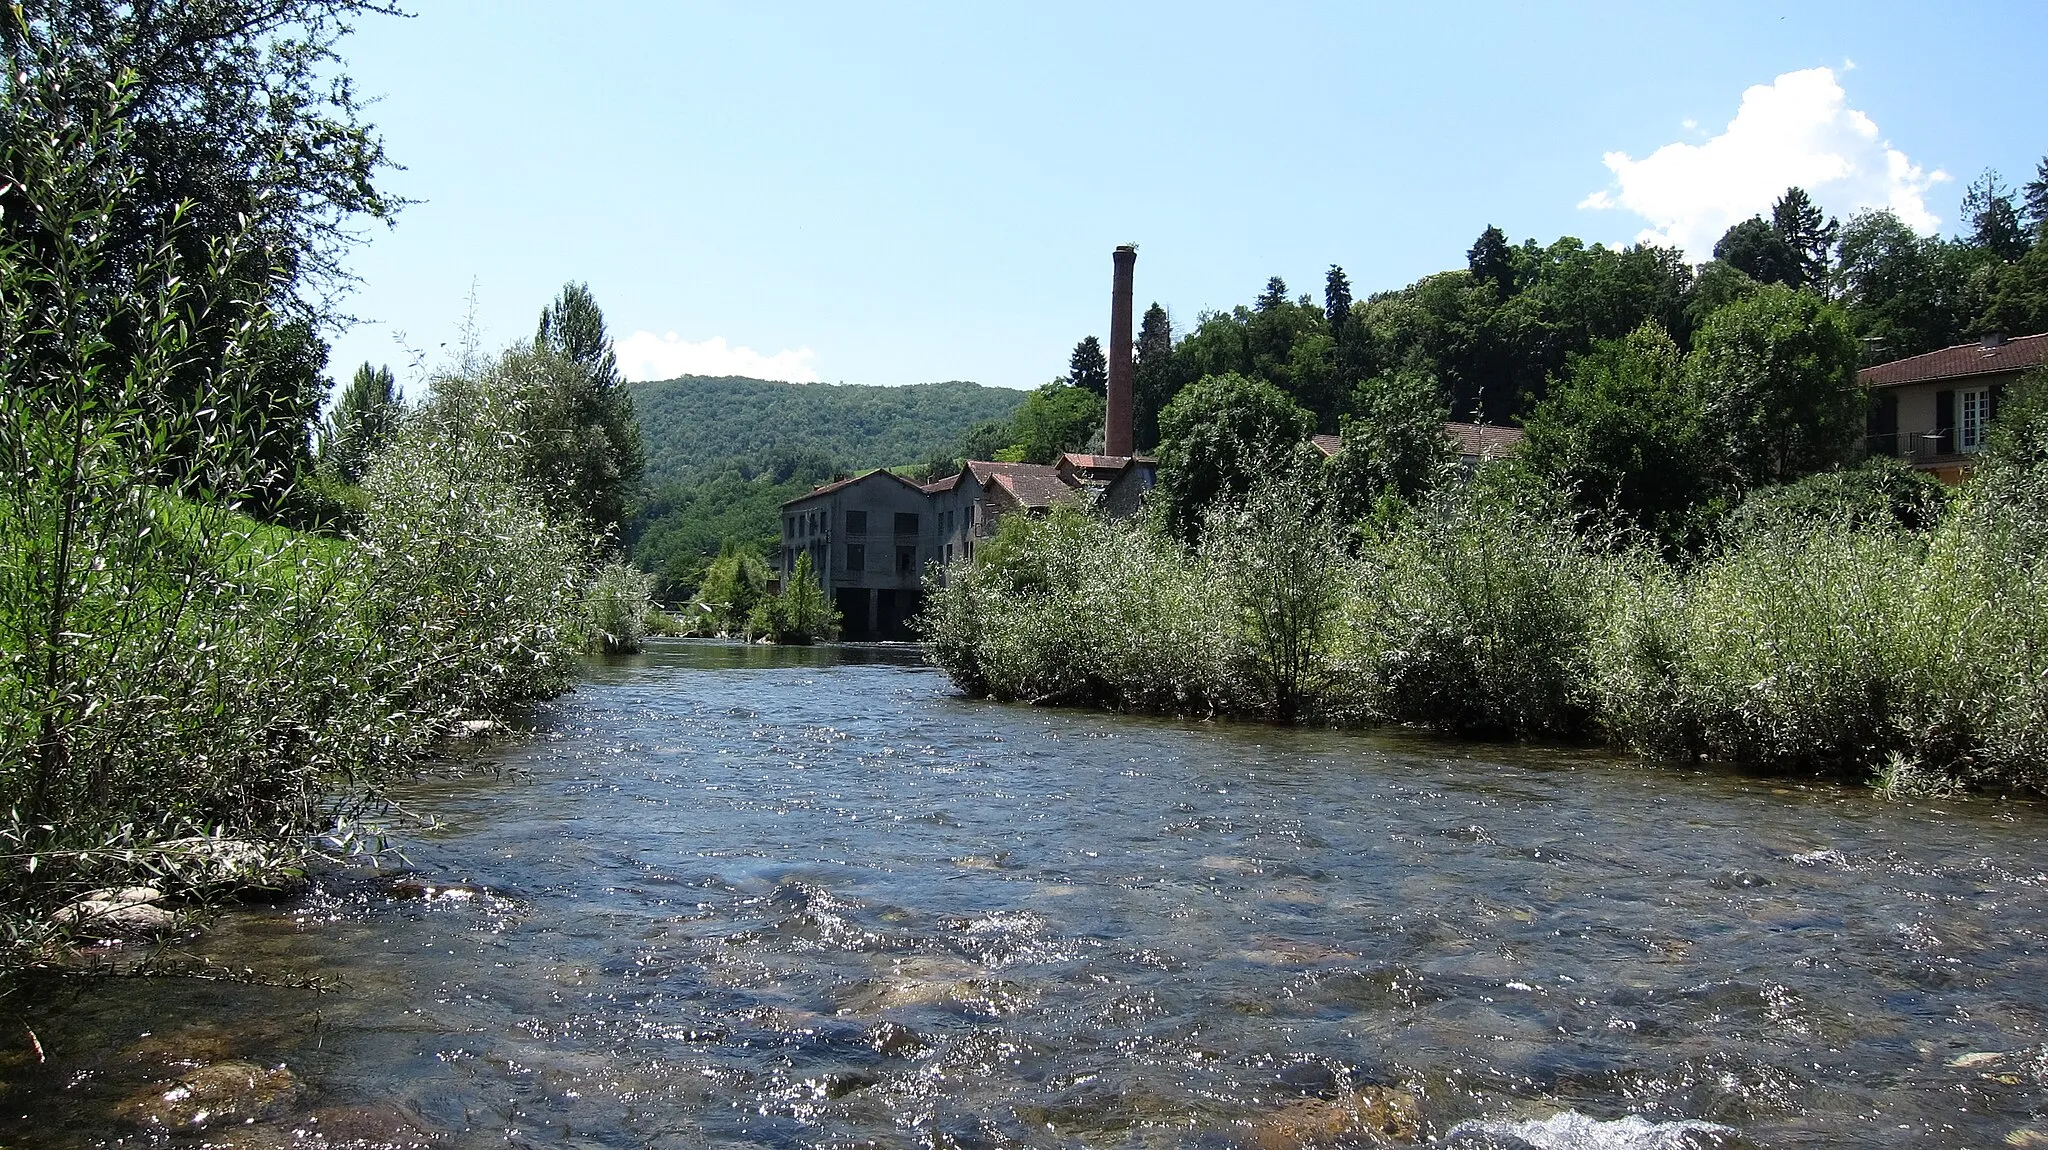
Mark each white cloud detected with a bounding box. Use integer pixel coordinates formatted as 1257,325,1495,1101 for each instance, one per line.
614,330,822,384
1579,66,1947,259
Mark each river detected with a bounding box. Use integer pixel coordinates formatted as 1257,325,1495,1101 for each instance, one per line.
5,640,2047,1148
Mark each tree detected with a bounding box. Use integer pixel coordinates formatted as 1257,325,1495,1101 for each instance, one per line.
1132,302,1181,451
1835,209,1975,360
1684,285,1864,489
2023,156,2048,241
1155,373,1314,542
537,281,623,385
1686,261,1761,332
1256,276,1291,312
1323,266,1354,338
1,0,401,496
1326,369,1454,523
1962,170,2029,263
749,552,838,643
530,283,646,538
1067,335,1108,396
1006,381,1103,464
1201,471,1344,723
425,342,644,540
1467,225,1515,298
321,362,400,484
1521,322,1724,551
1978,243,2048,336
1771,187,1838,293
690,541,771,635
1714,217,1801,288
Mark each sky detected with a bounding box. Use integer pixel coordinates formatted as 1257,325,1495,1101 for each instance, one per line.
324,1,2048,395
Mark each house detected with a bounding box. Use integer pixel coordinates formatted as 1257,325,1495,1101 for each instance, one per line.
1859,332,2048,484
776,245,1165,638
778,469,933,641
1309,422,1525,468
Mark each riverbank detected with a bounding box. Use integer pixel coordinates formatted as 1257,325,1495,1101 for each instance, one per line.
923,444,2048,794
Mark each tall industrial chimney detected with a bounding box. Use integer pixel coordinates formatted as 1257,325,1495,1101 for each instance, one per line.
1107,244,1137,458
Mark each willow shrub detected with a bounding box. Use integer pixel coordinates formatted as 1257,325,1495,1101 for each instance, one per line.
586,559,655,654
923,508,1231,712
1339,479,1617,738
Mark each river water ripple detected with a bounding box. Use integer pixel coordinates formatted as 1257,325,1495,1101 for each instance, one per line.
6,641,2048,1148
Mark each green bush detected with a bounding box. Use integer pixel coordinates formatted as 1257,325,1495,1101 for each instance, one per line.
585,559,655,654
748,552,839,644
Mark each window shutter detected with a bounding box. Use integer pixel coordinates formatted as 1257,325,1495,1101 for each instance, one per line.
1935,389,1955,454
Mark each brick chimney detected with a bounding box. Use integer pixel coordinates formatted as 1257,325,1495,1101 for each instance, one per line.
1107,244,1137,457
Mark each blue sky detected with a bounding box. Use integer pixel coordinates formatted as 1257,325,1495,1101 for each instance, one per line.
326,1,2048,395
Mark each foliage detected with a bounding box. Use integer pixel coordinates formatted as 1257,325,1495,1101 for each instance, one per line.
419,343,641,544
1521,321,1725,551
1067,336,1107,396
1684,284,1864,489
1327,368,1454,521
1713,217,1800,288
1005,380,1104,463
1772,187,1838,293
748,552,838,644
1155,373,1315,542
318,362,399,484
1834,209,1978,360
1200,473,1345,722
689,542,772,636
629,375,1024,488
585,559,655,654
351,415,586,717
1721,457,1949,543
0,0,400,508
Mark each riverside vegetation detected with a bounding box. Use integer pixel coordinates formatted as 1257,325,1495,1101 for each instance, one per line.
0,11,676,960
925,365,2048,795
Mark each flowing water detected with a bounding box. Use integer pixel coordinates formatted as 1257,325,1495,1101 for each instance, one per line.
6,641,2048,1149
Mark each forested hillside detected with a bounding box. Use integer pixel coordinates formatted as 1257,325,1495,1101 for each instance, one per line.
624,376,1025,595
629,375,1025,486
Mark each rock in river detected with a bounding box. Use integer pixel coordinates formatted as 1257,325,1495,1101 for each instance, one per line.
52,887,175,936
114,1060,305,1133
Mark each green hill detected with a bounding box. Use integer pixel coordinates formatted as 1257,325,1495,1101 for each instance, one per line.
628,375,1026,487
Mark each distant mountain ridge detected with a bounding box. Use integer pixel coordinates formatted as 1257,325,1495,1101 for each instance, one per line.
628,374,1027,487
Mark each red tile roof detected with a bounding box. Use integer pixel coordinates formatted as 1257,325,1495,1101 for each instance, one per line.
1310,434,1343,458
991,468,1083,510
920,472,961,494
963,459,1056,484
1444,422,1524,460
1859,333,2048,389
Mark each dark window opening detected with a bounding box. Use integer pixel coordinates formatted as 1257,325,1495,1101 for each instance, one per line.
846,543,865,572
894,512,919,536
846,510,867,535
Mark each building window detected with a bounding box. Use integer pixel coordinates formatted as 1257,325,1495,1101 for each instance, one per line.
965,505,975,528
897,546,916,575
846,543,865,572
945,543,954,563
846,509,867,535
894,511,919,536
785,516,795,539
964,539,973,561
1959,387,1991,452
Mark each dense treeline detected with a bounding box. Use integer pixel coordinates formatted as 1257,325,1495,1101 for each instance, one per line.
1026,170,2048,462
629,376,1024,488
0,3,665,949
926,365,2048,793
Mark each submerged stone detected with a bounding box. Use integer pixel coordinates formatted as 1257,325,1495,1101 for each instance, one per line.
114,1060,304,1132
1248,1082,1421,1148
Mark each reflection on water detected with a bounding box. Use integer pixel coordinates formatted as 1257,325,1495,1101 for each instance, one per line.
6,639,2048,1148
